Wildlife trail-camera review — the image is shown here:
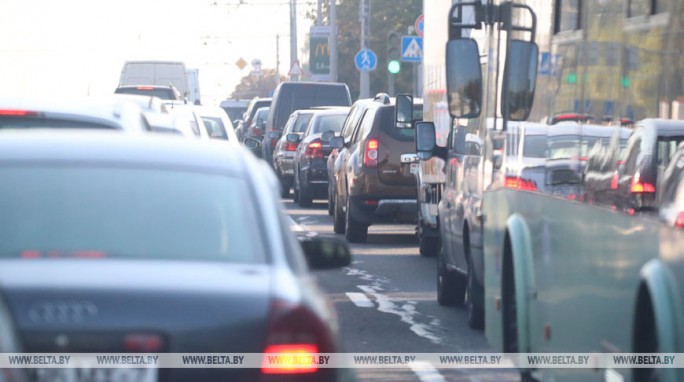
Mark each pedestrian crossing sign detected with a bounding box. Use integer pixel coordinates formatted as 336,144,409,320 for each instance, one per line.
401,36,423,62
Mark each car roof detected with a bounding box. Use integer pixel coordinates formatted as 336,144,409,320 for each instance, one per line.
0,96,146,131
0,130,248,174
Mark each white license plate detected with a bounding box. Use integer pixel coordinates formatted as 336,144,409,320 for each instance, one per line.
410,163,419,174
31,368,157,382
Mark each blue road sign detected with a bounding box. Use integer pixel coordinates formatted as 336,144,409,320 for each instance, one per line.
355,48,377,71
539,52,552,76
401,36,423,62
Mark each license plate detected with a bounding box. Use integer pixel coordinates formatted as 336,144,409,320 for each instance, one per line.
31,368,157,382
410,163,419,174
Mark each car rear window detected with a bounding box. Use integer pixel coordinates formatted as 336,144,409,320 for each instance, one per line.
293,114,313,133
380,107,414,142
0,116,118,130
313,115,346,134
115,87,176,100
0,166,265,263
202,117,228,140
523,135,547,158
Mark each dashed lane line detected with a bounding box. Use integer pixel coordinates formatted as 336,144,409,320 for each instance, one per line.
345,292,375,308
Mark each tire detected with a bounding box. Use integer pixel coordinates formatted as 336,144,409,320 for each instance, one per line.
298,182,313,207
437,249,465,306
465,262,485,330
345,197,368,243
333,192,346,234
418,222,439,257
292,167,300,203
279,177,291,198
327,186,334,216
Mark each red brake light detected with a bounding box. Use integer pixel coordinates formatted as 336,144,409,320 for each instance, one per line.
261,299,334,376
630,176,655,193
674,212,684,228
364,138,379,168
505,176,537,191
0,109,38,116
305,140,323,159
124,334,163,352
362,200,379,206
136,86,155,90
610,173,619,190
284,142,298,151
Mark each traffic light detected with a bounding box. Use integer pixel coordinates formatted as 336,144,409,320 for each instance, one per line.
387,31,401,73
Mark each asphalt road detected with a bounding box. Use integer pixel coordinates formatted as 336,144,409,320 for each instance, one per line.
284,199,521,382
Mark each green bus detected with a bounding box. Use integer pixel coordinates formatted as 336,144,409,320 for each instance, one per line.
416,1,684,381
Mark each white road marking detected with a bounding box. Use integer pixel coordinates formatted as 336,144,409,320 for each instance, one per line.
287,216,305,232
408,361,447,382
345,292,375,308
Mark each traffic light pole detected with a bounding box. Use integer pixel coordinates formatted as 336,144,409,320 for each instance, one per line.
359,0,370,98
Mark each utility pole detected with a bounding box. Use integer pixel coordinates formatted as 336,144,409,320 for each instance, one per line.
317,0,322,25
359,0,370,98
330,0,338,82
289,0,298,81
276,34,281,87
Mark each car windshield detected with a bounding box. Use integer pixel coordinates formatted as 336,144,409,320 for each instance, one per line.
0,166,264,263
312,114,346,134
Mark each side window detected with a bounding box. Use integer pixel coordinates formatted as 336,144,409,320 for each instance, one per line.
283,113,297,134
351,110,371,144
554,0,582,34
661,153,684,204
341,105,360,140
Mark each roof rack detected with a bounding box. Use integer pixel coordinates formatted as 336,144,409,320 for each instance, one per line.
373,93,391,105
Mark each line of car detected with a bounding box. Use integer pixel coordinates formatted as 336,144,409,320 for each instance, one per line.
0,88,356,382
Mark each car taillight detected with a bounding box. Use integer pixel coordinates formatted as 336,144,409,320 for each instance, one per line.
610,172,619,190
136,86,154,90
505,176,537,191
630,173,655,193
284,142,298,151
674,212,684,228
305,140,323,159
261,299,334,377
124,333,163,352
0,109,38,116
364,138,379,168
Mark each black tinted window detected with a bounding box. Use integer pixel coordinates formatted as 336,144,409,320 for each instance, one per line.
380,107,414,142
523,135,547,158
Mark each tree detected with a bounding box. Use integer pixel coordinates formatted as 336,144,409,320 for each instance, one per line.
307,0,422,100
231,69,285,99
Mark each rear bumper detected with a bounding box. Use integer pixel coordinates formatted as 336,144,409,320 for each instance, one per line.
302,160,329,197
349,196,418,224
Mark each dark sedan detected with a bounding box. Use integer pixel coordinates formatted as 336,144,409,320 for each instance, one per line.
291,108,349,207
0,130,353,382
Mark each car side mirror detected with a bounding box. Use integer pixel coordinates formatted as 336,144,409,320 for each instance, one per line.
330,136,345,150
286,133,301,143
268,131,281,140
415,121,436,160
299,236,351,270
321,131,335,144
243,137,261,151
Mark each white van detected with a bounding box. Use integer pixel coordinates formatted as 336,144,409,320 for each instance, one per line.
119,61,189,100
185,68,201,105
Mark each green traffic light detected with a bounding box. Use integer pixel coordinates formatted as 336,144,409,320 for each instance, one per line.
388,60,401,74
567,72,577,84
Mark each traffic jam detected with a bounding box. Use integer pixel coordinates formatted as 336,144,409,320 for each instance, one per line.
1,1,684,382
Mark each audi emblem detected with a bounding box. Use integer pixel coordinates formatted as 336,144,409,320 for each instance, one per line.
28,301,98,324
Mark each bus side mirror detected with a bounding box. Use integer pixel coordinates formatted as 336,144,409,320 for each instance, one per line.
415,121,436,160
395,94,413,129
446,39,482,119
502,40,539,121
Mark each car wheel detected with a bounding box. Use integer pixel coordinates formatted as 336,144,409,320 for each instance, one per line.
437,248,465,306
279,177,291,198
327,186,334,216
345,197,367,243
418,222,439,257
298,173,313,207
465,261,484,330
333,192,346,234
292,170,300,203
